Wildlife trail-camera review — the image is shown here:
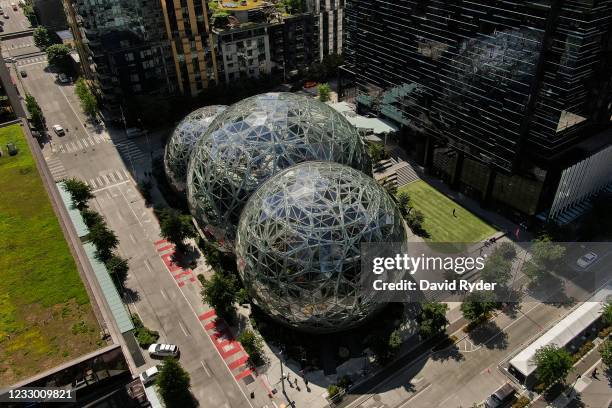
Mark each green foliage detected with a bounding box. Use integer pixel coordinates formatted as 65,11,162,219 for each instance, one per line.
0,124,98,382
105,255,129,290
33,26,52,50
88,223,119,262
602,300,612,326
24,94,45,130
601,339,612,367
327,384,340,398
534,344,573,387
211,11,230,28
497,242,517,260
156,207,196,250
522,235,565,285
81,208,104,229
381,176,397,196
512,396,531,408
46,44,71,73
396,191,411,217
282,0,303,13
406,209,425,234
63,178,93,209
21,2,36,26
132,314,160,348
371,327,403,362
201,272,237,320
157,358,192,407
317,83,331,102
460,291,497,322
367,141,386,162
237,329,264,366
75,78,98,117
480,250,512,286
418,301,449,338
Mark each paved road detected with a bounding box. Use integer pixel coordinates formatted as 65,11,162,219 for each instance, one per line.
0,0,31,34
18,55,259,408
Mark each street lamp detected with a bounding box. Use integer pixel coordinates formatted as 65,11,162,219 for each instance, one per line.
279,347,286,393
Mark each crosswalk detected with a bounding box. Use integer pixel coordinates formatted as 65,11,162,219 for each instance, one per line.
46,157,67,181
86,168,133,190
52,134,110,154
115,140,146,162
16,55,46,66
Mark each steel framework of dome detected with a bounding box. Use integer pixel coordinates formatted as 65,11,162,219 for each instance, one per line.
235,161,407,332
164,105,227,192
187,92,371,247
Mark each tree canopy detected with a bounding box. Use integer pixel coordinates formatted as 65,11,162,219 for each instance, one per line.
24,94,45,130
460,291,496,322
33,26,52,50
75,78,98,117
157,358,192,408
46,44,71,73
318,83,331,102
89,223,119,262
418,301,449,338
201,272,238,321
106,254,129,290
534,344,573,387
156,207,196,250
64,178,93,209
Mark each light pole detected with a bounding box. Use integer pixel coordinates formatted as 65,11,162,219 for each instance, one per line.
279,347,285,393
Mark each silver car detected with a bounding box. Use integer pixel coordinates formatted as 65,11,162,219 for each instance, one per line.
147,343,179,358
139,365,160,386
577,252,598,269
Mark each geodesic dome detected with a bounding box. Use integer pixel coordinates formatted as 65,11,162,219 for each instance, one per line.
164,105,227,192
187,93,371,247
235,161,407,332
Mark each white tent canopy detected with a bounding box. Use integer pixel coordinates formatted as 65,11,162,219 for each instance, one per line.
509,283,612,379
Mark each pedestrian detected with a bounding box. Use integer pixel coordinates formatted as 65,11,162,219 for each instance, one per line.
453,208,456,217
591,368,598,379
294,378,298,387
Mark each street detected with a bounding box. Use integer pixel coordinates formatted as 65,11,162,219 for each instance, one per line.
15,44,260,408
0,0,31,35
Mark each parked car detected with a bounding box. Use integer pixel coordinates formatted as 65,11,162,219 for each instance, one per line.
139,365,161,386
577,252,598,269
0,8,4,15
58,73,70,84
484,383,515,408
19,70,26,77
147,343,179,358
3,13,9,19
11,2,17,10
52,124,65,136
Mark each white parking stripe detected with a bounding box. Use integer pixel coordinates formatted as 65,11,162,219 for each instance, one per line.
89,178,97,189
115,170,123,180
102,174,110,184
96,176,104,186
108,172,116,183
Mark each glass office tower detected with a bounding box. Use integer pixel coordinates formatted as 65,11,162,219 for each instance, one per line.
344,0,612,218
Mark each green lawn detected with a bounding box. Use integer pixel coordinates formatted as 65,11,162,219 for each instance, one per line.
0,124,101,385
399,180,496,243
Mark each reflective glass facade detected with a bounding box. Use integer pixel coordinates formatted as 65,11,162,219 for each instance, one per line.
164,105,227,192
186,92,371,246
236,161,407,332
345,0,612,215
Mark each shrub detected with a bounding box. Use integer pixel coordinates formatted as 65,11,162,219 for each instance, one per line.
237,329,264,367
327,384,340,398
512,396,530,408
599,326,612,339
572,340,594,363
132,314,160,348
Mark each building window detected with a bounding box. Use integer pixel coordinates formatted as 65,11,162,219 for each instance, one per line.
130,74,139,82
125,53,134,62
133,84,142,92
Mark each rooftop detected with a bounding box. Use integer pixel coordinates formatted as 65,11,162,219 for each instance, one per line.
215,0,269,11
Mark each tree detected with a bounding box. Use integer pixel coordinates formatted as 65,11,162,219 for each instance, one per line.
21,1,36,26
237,329,264,366
75,78,98,117
406,209,425,234
396,191,411,217
157,207,196,250
522,236,565,285
418,301,449,338
201,272,237,320
81,208,104,229
88,223,119,262
388,329,402,353
368,142,386,162
46,44,71,73
24,94,45,130
534,345,573,387
318,83,331,102
460,291,497,322
63,178,93,209
497,242,517,261
106,254,129,290
371,328,402,362
603,300,612,326
480,253,512,286
601,339,612,367
156,358,192,408
33,26,52,50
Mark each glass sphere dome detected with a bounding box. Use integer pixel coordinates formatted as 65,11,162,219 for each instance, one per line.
235,161,407,332
164,105,227,192
187,92,371,247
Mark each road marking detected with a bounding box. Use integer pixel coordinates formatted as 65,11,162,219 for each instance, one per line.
89,178,97,188
57,83,91,138
115,170,123,180
397,383,432,407
178,321,189,336
160,288,168,300
91,179,130,193
129,233,136,244
200,361,211,377
81,138,89,148
108,172,116,182
118,184,143,227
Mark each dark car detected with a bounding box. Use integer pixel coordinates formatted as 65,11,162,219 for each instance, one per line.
19,70,26,77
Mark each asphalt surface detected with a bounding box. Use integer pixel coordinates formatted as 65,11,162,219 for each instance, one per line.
17,50,257,408
0,0,31,35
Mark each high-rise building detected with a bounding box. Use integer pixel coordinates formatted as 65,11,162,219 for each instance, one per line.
344,0,612,222
64,0,175,114
159,0,219,95
308,0,344,59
